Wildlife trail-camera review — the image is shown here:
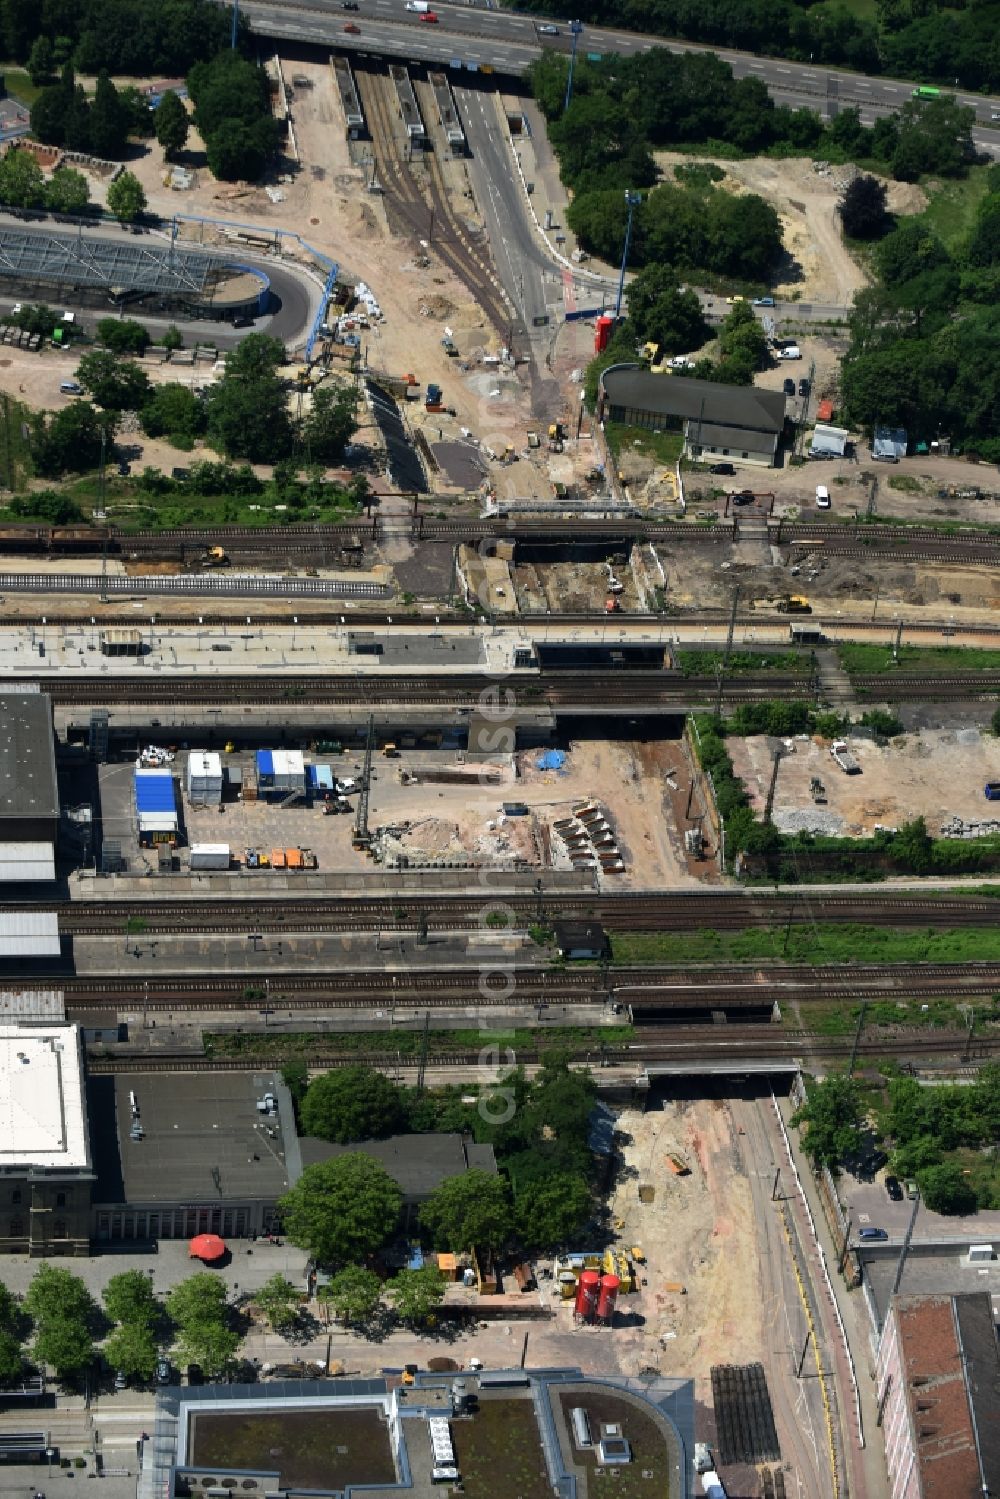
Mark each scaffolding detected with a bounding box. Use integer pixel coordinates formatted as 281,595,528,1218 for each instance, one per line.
0,225,268,316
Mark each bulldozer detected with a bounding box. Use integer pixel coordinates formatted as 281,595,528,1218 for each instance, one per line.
200,546,230,569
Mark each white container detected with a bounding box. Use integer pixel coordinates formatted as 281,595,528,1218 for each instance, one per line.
187,751,223,804
271,748,306,792
190,844,230,871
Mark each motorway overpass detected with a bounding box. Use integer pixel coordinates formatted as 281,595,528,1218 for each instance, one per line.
237,0,1000,145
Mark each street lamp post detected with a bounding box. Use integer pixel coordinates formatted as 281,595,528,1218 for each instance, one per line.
563,20,584,114
614,191,642,321
231,0,240,48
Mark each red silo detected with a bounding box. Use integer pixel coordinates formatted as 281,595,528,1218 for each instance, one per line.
594,315,614,354
575,1269,601,1320
597,1273,620,1321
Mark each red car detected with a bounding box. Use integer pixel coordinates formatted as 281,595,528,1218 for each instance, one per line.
420,10,439,19
343,19,360,29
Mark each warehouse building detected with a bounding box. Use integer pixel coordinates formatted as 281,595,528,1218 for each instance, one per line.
875,1291,1000,1499
256,749,307,802
299,1133,498,1227
0,690,59,881
598,367,786,467
0,1020,94,1256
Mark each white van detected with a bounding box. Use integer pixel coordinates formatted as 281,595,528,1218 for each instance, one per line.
815,485,831,508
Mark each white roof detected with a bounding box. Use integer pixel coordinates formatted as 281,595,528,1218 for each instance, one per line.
137,813,178,831
272,749,305,776
188,752,222,776
0,1023,90,1169
0,841,55,882
191,844,230,856
0,911,60,957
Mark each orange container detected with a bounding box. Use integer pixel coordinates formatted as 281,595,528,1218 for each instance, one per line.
286,848,303,869
270,848,286,869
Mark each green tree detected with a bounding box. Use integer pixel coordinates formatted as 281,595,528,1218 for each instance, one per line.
96,318,150,356
301,385,358,464
791,1074,865,1170
166,1273,228,1330
0,147,45,209
624,264,708,356
992,706,1000,737
155,89,190,161
90,70,126,158
279,1154,402,1267
206,336,294,462
300,1066,405,1144
514,1175,592,1250
107,169,147,224
24,1264,96,1328
420,1171,512,1251
0,1282,23,1384
102,1270,159,1329
45,165,90,215
320,1266,383,1326
30,403,107,479
389,1266,445,1327
32,1319,95,1379
173,1319,240,1378
75,349,151,412
29,84,69,147
917,1162,977,1215
141,383,206,442
103,1322,157,1382
839,174,891,240
27,34,53,85
162,325,184,351
253,1275,301,1332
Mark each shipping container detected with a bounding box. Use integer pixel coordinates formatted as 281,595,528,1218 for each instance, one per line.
187,750,223,805
190,843,230,871
286,848,303,869
270,848,287,869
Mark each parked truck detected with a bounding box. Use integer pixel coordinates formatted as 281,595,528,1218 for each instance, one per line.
189,843,230,871
405,1,431,9
830,739,861,774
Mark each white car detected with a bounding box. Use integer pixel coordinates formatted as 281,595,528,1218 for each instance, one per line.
815,485,831,509
335,778,358,794
538,23,560,33
777,345,801,360
668,355,694,369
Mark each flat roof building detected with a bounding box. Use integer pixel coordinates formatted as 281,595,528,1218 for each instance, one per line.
0,690,59,879
598,367,786,468
300,1132,497,1223
88,1068,300,1245
0,1021,94,1256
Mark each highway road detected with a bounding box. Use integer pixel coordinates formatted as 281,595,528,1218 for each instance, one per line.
238,0,1000,149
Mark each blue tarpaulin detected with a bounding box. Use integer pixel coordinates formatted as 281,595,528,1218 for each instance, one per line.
256,749,274,779
537,750,566,771
134,772,175,813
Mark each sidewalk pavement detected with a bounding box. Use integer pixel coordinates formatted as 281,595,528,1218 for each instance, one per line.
774,1095,890,1499
0,1240,310,1303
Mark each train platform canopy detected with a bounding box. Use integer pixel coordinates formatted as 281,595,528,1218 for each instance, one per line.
0,910,59,957
0,841,56,882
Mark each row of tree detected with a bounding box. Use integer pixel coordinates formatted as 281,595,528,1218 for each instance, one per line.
503,0,1000,93
840,165,1000,458
0,149,91,214
30,65,147,159
0,0,235,77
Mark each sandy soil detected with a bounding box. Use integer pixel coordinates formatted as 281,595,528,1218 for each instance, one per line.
654,152,925,307
729,728,1000,837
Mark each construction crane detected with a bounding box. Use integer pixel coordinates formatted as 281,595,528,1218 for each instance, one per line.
352,714,376,850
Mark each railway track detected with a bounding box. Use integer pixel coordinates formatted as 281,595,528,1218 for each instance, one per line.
12,668,998,706
355,63,513,340
37,891,1000,935
83,1028,1000,1074
45,961,1000,1010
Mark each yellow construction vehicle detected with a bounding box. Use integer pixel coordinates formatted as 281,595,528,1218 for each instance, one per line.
200,546,230,568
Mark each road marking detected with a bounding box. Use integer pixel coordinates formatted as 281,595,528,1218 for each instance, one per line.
856,81,870,89
750,61,764,68
884,84,898,91
777,67,791,73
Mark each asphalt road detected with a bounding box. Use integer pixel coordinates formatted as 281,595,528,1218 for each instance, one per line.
241,0,1000,151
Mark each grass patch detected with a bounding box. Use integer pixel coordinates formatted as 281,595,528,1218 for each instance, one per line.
915,165,994,254
0,396,36,492
190,1409,396,1489
676,649,806,677
1,65,45,108
204,1025,634,1059
556,1390,675,1499
451,1398,555,1499
611,925,1000,965
839,643,1000,675
887,474,922,493
796,998,996,1036
604,421,683,468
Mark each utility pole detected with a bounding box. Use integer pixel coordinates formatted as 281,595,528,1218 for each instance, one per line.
847,1000,867,1076
352,713,376,850
614,191,642,321
416,1010,430,1094
563,20,584,113
231,0,240,48
714,587,740,718
795,1328,812,1379
890,1187,920,1299
763,749,783,825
